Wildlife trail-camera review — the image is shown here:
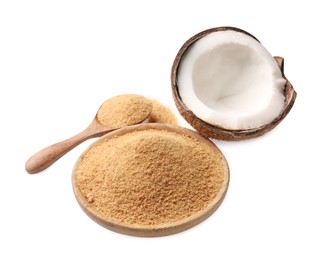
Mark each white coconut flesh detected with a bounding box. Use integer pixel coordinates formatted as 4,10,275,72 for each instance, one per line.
177,30,286,130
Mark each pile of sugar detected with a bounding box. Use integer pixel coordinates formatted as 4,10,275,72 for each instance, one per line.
147,99,178,125
96,94,152,128
74,129,225,226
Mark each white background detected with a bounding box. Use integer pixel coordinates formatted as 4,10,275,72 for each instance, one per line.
1,1,322,259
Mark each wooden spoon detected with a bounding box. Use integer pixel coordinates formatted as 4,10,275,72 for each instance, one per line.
25,94,152,174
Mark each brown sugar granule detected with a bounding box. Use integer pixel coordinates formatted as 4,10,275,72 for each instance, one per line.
96,94,152,128
147,99,178,125
74,128,226,226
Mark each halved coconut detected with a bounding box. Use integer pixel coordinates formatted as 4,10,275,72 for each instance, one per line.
171,27,296,140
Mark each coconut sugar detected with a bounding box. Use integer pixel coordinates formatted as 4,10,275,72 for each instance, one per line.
73,126,227,227
147,99,178,125
96,94,152,128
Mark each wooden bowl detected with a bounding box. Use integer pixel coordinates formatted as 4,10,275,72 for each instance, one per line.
72,123,229,237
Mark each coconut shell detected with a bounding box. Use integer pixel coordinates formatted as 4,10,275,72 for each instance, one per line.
171,27,297,141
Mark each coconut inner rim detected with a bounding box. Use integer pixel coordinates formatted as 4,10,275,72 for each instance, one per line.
177,30,286,130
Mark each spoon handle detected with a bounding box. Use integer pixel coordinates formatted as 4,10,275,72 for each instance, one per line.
25,126,106,174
